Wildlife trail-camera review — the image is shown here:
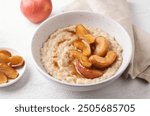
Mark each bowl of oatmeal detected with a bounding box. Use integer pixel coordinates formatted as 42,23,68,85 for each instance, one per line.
31,11,132,91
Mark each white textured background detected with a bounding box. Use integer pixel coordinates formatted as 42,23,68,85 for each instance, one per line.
0,0,150,99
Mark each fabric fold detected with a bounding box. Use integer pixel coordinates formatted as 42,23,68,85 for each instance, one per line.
61,0,150,82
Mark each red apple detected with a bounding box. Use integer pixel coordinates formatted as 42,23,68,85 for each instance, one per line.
75,61,103,79
20,0,52,24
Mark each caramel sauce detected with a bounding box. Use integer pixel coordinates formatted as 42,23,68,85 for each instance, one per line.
53,61,59,68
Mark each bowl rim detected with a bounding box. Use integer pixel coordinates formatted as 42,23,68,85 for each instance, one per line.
31,11,133,87
0,47,26,87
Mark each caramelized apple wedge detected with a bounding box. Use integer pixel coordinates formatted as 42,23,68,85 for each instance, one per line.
0,53,10,63
89,51,117,69
73,39,91,56
75,61,103,79
70,24,120,80
76,24,88,36
94,36,109,57
0,63,18,79
9,56,24,68
83,34,95,44
70,50,92,68
76,24,95,44
0,50,12,57
0,53,24,68
0,72,8,84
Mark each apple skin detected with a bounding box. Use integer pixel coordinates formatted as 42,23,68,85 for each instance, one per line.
89,51,117,69
75,61,103,79
20,0,52,24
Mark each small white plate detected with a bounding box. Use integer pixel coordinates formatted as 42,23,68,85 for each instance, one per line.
0,47,26,87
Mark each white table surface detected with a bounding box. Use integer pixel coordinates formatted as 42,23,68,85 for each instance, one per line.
0,0,150,99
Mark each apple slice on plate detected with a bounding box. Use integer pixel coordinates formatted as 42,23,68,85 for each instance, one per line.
0,47,26,87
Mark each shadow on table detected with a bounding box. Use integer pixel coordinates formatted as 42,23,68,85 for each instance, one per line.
0,65,30,92
56,76,149,99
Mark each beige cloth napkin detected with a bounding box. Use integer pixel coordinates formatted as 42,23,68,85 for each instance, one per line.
61,0,150,82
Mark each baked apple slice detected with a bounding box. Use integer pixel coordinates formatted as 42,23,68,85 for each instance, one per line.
0,63,18,79
0,53,10,63
0,72,8,84
89,51,117,69
9,56,24,68
94,36,109,57
75,24,95,44
83,34,95,44
75,61,103,79
0,50,12,57
76,24,88,36
73,39,91,56
70,50,92,68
